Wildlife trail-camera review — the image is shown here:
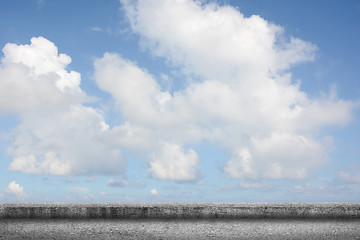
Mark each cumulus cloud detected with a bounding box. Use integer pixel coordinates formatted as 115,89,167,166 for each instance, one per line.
0,37,87,113
92,0,360,180
150,188,158,196
1,37,126,176
1,0,359,184
7,105,126,176
121,0,316,80
94,53,169,125
6,181,28,199
107,178,128,187
94,53,202,181
149,143,200,181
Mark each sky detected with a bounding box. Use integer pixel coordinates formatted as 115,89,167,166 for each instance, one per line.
0,0,360,203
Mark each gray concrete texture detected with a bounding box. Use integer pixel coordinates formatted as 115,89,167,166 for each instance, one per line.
2,219,360,239
1,203,360,219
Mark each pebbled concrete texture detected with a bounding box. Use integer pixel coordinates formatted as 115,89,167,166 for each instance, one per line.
1,203,360,219
1,219,360,239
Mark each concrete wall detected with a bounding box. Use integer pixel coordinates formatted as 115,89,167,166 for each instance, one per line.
1,203,360,219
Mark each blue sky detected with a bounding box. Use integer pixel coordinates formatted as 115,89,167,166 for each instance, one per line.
0,0,360,202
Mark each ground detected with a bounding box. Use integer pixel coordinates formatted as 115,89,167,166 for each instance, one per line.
1,219,360,239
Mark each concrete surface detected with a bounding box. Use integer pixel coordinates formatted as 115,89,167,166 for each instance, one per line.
1,219,360,239
1,204,360,239
1,203,360,219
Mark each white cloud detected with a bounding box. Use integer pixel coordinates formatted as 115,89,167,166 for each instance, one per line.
90,0,360,181
249,133,327,179
224,148,257,179
6,181,28,199
150,188,158,196
94,53,169,125
7,105,126,176
1,1,359,184
107,178,123,187
0,37,88,113
149,143,200,181
1,37,126,176
121,0,316,80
